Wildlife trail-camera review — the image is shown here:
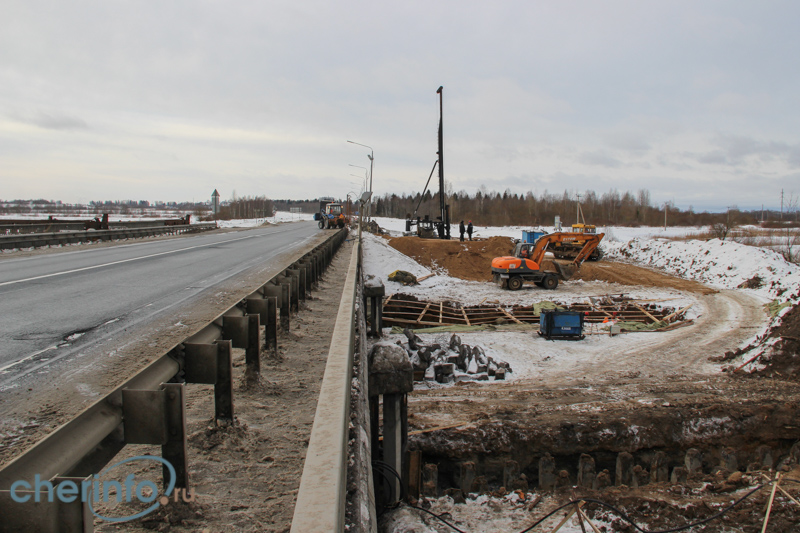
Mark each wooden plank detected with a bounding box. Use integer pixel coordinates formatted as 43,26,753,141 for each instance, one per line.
501,308,524,325
415,302,432,323
591,304,614,318
663,304,692,323
634,304,659,323
408,422,466,436
439,302,443,323
416,273,435,282
461,307,471,326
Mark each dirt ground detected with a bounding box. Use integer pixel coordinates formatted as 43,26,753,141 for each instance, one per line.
380,235,800,531
386,235,717,294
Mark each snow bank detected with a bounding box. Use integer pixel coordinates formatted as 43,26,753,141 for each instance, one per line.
216,211,315,228
604,238,800,302
369,216,702,241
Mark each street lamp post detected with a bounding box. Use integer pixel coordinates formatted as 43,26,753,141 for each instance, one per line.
349,164,368,194
347,140,373,220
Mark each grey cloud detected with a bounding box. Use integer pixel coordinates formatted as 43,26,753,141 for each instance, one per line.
11,111,89,130
690,135,800,167
577,151,623,168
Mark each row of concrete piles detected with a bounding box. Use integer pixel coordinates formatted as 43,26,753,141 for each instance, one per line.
419,442,800,498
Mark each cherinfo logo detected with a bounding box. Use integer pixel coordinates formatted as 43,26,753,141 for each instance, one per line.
9,456,195,523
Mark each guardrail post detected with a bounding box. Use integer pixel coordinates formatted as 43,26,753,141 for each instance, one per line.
222,316,249,349
163,383,189,489
288,267,305,301
56,476,93,532
183,342,234,425
121,383,189,489
246,298,269,329
215,341,234,423
313,251,322,281
266,297,278,352
246,314,261,373
287,271,300,310
279,279,291,331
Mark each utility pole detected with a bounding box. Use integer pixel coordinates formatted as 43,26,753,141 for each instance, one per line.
781,189,784,221
436,85,450,239
576,192,582,225
664,202,667,231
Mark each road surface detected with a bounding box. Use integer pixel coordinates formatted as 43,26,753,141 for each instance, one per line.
0,222,322,387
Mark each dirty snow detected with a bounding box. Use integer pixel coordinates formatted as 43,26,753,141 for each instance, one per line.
216,211,315,228
604,237,800,302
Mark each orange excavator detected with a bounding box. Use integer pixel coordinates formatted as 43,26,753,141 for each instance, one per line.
491,232,604,290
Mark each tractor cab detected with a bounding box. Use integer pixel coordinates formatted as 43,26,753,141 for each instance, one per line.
570,223,597,234
326,203,343,216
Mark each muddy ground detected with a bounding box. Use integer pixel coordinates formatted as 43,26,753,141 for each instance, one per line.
387,235,717,294
381,236,800,531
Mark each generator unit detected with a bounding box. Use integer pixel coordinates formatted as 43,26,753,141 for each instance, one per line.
522,229,547,244
538,310,585,340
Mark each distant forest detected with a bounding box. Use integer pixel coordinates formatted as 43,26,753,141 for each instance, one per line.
371,188,799,228
3,187,798,227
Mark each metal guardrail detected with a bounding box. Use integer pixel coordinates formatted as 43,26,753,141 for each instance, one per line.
0,223,218,250
0,228,347,532
0,219,198,235
290,237,360,533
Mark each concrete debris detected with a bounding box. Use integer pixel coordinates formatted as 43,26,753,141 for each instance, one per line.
397,328,511,384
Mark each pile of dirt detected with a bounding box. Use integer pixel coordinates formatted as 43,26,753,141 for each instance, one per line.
387,236,514,282
386,236,716,293
751,301,800,379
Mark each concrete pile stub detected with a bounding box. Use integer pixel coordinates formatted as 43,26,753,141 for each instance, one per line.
369,344,413,397
422,464,438,497
684,448,702,474
364,275,385,337
538,453,556,490
577,454,596,488
651,451,669,483
616,452,634,487
459,462,476,494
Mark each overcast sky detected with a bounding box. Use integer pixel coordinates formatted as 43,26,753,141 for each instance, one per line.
2,1,799,212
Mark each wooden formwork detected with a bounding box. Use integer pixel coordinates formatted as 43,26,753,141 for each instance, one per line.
382,293,684,329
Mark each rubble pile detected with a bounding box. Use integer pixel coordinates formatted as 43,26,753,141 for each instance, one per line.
396,328,512,383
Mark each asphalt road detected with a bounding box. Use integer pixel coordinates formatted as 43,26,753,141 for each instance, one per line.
0,222,322,385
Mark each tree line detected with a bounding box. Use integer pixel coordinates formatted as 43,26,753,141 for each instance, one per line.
372,188,798,227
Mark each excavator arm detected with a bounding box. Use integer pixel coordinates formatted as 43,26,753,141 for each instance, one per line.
528,232,605,280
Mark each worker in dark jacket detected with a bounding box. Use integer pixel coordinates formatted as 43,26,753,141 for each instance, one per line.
467,221,474,241
459,220,465,241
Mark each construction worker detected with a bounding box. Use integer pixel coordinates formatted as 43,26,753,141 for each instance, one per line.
459,220,465,241
467,221,473,241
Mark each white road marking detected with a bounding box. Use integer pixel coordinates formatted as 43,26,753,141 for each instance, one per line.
0,234,260,287
0,345,58,373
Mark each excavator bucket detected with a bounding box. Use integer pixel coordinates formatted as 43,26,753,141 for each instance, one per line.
553,262,576,281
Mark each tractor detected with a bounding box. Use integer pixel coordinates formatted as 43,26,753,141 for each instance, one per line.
315,200,347,229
